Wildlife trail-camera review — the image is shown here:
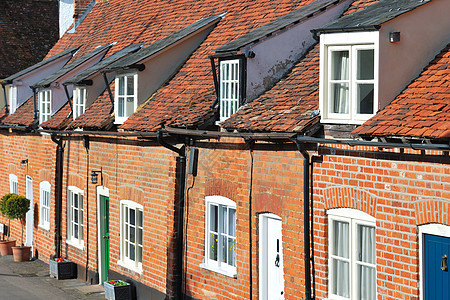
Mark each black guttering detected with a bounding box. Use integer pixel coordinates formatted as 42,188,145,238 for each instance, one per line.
50,134,64,259
215,0,343,54
156,131,186,299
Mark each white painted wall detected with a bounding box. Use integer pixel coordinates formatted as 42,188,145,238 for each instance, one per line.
59,0,74,37
378,0,450,110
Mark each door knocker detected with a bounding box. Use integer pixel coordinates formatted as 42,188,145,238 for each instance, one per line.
441,254,448,271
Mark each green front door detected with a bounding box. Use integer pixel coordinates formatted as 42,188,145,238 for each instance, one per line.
100,196,110,283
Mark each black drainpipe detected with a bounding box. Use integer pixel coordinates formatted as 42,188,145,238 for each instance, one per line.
51,134,64,258
32,87,39,121
295,140,312,300
102,72,115,114
156,131,186,299
63,84,73,117
1,83,9,115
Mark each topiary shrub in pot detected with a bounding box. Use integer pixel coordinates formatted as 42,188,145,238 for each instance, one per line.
0,193,16,255
3,194,31,261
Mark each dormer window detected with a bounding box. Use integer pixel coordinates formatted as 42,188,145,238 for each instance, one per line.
320,32,378,124
219,59,241,122
39,89,52,124
115,73,137,124
73,86,86,119
8,85,17,114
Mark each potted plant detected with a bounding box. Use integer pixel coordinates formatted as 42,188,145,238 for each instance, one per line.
104,280,132,300
3,194,31,261
0,193,16,255
49,257,76,279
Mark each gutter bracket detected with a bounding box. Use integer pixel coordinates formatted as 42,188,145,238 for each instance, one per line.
63,84,73,118
1,83,9,115
102,72,115,114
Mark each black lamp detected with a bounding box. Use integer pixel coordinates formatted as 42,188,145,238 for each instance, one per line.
91,167,103,185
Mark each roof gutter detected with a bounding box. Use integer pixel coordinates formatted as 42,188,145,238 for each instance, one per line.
1,82,9,115
311,25,380,35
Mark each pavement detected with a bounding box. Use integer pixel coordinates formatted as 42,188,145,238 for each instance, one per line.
0,254,105,299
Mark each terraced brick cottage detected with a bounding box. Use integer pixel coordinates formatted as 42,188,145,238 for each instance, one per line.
0,0,448,299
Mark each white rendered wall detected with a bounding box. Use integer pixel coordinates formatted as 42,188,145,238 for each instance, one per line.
59,0,74,37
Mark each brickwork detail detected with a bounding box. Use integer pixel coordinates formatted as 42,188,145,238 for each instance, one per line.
323,186,377,217
415,198,450,226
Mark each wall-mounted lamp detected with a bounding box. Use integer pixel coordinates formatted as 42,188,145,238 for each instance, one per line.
20,159,28,168
91,167,103,185
389,31,400,43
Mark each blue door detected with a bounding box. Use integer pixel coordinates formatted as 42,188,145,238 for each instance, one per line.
424,234,450,299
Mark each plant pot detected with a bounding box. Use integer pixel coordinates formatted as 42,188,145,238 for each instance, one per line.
49,259,76,280
104,281,132,300
11,246,31,262
0,240,16,256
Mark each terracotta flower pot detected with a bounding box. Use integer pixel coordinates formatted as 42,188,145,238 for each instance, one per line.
11,246,31,262
0,240,16,256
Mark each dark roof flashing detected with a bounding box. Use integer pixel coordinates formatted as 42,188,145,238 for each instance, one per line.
315,0,431,34
215,0,344,54
104,14,224,72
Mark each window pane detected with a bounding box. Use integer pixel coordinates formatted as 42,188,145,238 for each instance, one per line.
138,210,143,227
126,76,134,96
332,259,349,298
74,224,78,239
130,208,135,226
138,245,143,263
210,205,218,232
129,243,135,261
358,265,376,300
228,208,236,237
333,220,349,258
125,207,128,223
74,194,78,208
357,49,374,80
126,97,134,117
79,195,83,210
221,235,227,263
210,233,218,261
130,226,135,243
118,97,124,117
220,206,226,233
331,51,349,80
228,237,236,267
357,84,374,114
331,83,349,114
118,77,125,95
357,224,375,264
138,228,143,245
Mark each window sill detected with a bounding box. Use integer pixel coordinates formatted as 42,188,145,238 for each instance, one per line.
65,239,84,251
117,260,143,275
200,263,237,278
38,224,50,232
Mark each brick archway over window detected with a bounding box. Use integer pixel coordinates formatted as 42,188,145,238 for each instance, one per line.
415,198,449,226
324,186,377,217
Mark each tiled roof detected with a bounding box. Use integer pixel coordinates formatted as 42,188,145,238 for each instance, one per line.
120,0,325,131
1,97,36,127
221,44,320,132
316,0,431,33
0,1,59,78
41,102,72,130
353,44,450,141
343,0,379,15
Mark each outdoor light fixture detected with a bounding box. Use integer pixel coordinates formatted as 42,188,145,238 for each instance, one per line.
20,159,28,167
91,167,103,185
389,31,400,43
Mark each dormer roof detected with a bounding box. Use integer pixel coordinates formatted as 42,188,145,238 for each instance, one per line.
314,0,431,33
105,15,223,72
2,48,78,84
32,45,111,89
215,0,345,54
65,44,143,85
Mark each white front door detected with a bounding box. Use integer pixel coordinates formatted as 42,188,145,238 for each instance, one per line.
259,213,284,300
25,176,33,251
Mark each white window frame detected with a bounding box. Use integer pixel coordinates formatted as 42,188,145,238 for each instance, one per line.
114,73,138,124
66,186,84,249
319,31,379,124
39,181,51,231
118,200,143,273
39,89,52,124
8,85,17,114
327,208,376,300
73,86,86,119
219,59,241,122
9,174,18,194
200,195,237,277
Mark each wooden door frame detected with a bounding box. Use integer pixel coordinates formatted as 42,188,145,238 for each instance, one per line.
97,186,109,284
419,224,450,300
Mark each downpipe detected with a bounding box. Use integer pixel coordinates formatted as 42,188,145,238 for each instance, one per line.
51,134,64,258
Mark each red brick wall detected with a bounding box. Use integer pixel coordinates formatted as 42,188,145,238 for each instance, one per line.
313,144,450,299
183,137,307,299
